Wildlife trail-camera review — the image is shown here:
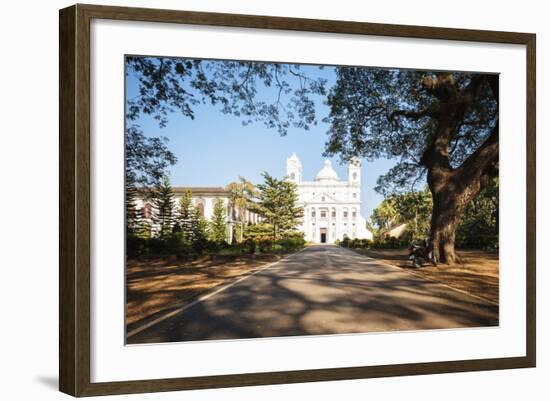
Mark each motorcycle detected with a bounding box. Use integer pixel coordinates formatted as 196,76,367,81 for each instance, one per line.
408,239,437,268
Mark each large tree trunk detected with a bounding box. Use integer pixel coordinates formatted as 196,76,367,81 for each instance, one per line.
429,181,466,265
418,73,499,266
426,147,497,264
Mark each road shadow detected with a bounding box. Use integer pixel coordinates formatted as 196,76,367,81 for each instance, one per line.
129,245,498,344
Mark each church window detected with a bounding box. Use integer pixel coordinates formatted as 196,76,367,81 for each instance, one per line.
322,196,325,202
311,210,316,218
321,211,327,218
142,203,152,219
331,210,336,218
290,172,295,180
343,211,348,218
352,193,357,199
353,172,357,180
352,211,357,218
197,201,205,217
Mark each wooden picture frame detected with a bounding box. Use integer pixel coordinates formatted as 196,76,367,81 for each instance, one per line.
59,3,536,397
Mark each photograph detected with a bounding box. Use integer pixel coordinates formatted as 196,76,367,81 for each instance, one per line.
124,56,500,345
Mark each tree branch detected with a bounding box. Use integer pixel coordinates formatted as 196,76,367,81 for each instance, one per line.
461,75,485,102
457,121,499,179
389,105,434,121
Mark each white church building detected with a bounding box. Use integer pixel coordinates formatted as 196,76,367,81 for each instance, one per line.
286,153,372,243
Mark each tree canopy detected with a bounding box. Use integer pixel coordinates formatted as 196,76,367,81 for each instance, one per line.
125,56,500,263
126,57,327,134
323,68,498,195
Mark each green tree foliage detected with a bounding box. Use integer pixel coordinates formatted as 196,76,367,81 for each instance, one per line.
151,177,175,240
243,222,274,239
227,177,257,242
393,189,433,240
176,189,195,243
125,57,327,133
136,220,152,240
252,172,303,239
191,207,210,253
126,57,499,263
456,178,499,248
372,184,498,248
370,198,399,231
125,125,176,242
371,188,432,241
324,68,498,263
125,185,141,236
209,198,227,243
125,125,177,189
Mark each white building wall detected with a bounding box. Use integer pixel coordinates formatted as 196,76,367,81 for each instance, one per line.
288,156,372,243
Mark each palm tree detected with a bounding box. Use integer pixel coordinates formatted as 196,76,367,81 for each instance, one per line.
226,177,256,242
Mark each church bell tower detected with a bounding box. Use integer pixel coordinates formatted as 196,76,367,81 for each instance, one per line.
286,153,303,183
348,157,361,186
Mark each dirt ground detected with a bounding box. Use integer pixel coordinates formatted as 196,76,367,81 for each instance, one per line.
126,253,289,332
355,248,499,304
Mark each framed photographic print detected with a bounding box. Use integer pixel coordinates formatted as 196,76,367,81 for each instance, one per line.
59,4,536,397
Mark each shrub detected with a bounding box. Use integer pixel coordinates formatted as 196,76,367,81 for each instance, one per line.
127,235,147,258
241,238,256,255
277,237,305,251
147,237,167,255
272,244,284,253
259,239,273,253
192,236,209,255
341,236,350,248
336,237,371,249
370,236,406,249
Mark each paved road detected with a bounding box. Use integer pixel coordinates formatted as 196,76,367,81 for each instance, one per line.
128,245,498,344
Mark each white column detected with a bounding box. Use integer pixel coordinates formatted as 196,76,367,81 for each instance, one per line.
304,207,309,241
315,206,319,243
348,207,353,238
327,207,332,243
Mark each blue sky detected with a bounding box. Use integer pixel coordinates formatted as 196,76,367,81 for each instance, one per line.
126,61,398,218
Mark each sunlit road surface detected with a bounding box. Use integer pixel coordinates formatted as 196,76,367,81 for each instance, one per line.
128,245,498,344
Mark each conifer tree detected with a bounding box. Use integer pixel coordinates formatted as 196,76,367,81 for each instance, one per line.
252,172,303,240
125,185,141,236
191,206,209,253
137,220,152,240
177,189,195,243
151,176,175,240
209,198,227,243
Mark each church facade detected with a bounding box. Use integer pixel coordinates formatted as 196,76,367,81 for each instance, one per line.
286,153,372,243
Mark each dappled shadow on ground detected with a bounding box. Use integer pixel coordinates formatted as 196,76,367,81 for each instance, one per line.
128,245,498,344
126,253,284,330
357,248,499,304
